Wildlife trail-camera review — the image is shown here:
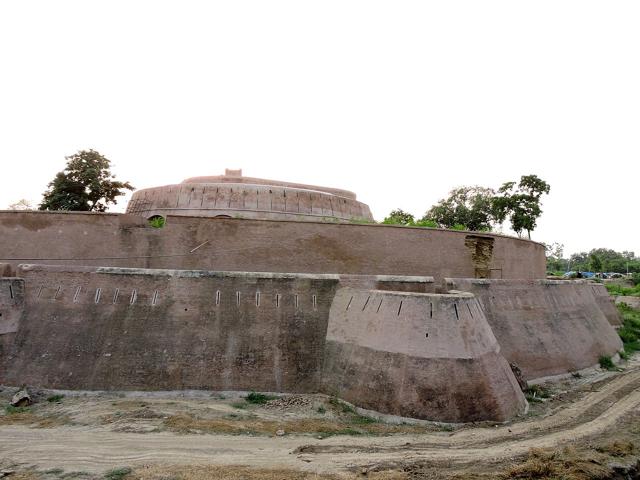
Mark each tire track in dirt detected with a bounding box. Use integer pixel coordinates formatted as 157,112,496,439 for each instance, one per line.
1,369,639,475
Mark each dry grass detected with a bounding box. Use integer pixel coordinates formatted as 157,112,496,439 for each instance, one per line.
163,413,431,437
130,464,407,480
504,447,613,479
595,440,635,457
0,410,71,428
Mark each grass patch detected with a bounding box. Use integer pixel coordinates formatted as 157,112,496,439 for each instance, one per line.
44,469,65,475
128,464,407,480
61,472,90,479
47,394,65,403
505,447,611,479
606,283,640,297
617,303,640,356
328,396,356,414
245,392,276,405
599,355,616,370
104,467,132,480
163,413,427,437
524,385,551,403
595,440,635,457
5,405,31,414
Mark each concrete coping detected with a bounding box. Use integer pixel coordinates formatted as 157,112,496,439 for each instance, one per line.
445,278,599,286
343,274,434,283
17,264,434,284
348,286,476,300
18,264,342,281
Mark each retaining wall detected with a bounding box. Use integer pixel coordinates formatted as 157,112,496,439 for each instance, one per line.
0,211,546,281
1,264,529,422
0,278,24,335
321,287,526,422
1,265,339,392
446,279,623,380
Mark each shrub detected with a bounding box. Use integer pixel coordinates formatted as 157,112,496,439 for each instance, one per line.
598,355,616,370
47,394,65,403
4,405,30,414
148,216,165,228
104,467,132,480
244,392,274,405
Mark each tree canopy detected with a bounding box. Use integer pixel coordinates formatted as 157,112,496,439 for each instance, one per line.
39,150,133,212
382,209,415,225
421,186,495,231
491,175,551,239
381,174,550,237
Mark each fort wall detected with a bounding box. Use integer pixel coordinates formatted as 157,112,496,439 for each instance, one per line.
321,287,527,422
0,211,546,281
0,278,24,335
126,183,374,223
446,279,623,380
1,265,339,393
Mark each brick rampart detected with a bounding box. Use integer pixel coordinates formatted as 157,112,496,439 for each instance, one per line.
321,287,527,422
446,279,623,380
0,211,546,281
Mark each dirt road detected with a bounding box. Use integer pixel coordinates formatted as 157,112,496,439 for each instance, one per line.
1,367,639,476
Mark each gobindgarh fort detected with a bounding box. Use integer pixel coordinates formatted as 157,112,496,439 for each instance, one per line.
0,169,623,422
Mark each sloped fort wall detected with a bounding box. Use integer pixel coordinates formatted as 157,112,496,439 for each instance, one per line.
446,279,623,380
0,265,526,422
0,211,546,281
322,287,527,422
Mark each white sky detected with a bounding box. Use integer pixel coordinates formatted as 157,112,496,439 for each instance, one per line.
1,1,638,256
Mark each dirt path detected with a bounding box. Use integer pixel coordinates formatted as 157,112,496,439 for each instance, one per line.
1,368,640,475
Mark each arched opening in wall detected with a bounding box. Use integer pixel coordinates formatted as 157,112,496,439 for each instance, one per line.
148,215,166,228
214,215,232,219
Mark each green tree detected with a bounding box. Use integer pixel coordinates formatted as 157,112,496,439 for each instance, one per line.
589,253,603,273
544,242,565,273
421,186,495,231
39,150,133,212
492,175,550,239
382,209,415,225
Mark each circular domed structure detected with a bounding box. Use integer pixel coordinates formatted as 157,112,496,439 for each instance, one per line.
126,169,374,223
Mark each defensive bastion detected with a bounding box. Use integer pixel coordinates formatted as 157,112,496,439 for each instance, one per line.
0,170,623,423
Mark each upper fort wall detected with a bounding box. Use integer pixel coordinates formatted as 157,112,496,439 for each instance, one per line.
0,211,546,280
126,175,373,223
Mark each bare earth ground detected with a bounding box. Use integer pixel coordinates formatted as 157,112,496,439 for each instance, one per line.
1,356,639,480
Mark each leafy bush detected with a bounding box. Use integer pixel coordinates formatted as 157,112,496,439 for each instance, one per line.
103,467,132,480
412,219,437,228
598,355,616,370
617,303,640,355
451,224,468,231
148,216,165,228
606,282,640,297
244,392,275,405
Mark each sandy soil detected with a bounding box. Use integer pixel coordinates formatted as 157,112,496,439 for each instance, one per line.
1,357,639,479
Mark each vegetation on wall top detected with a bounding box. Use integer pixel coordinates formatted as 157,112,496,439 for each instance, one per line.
382,174,550,238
